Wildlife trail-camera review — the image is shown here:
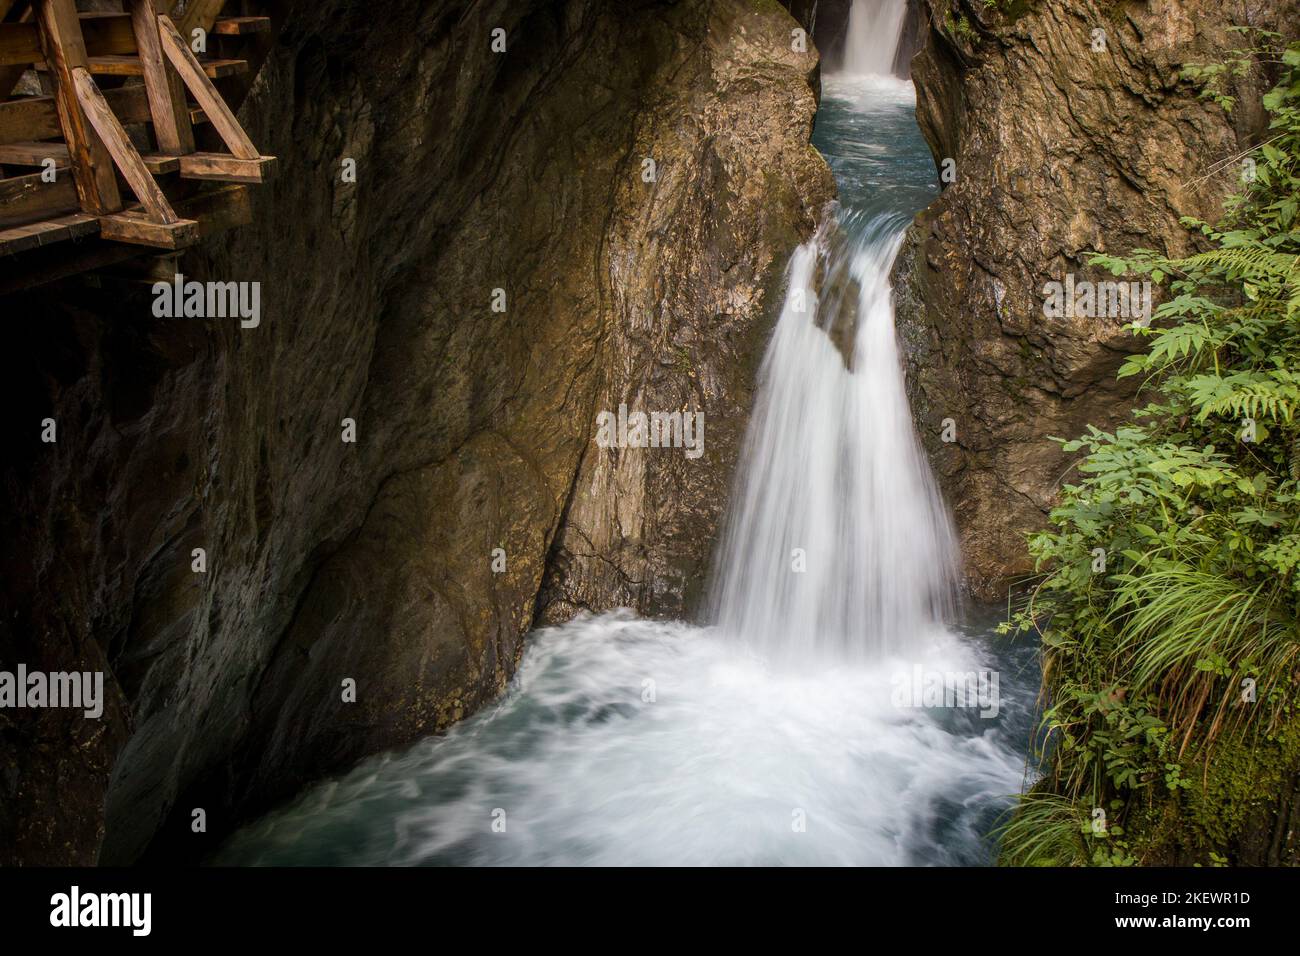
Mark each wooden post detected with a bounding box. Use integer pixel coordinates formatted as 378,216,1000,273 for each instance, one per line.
71,65,178,225
127,0,194,155
158,13,256,159
34,0,121,215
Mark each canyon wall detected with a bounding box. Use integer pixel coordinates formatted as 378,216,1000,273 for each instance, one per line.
893,0,1299,598
892,0,1300,863
0,0,832,865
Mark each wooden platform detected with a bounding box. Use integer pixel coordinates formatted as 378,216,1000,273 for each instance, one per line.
0,1,275,271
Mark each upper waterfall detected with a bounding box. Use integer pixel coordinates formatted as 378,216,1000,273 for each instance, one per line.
843,0,910,76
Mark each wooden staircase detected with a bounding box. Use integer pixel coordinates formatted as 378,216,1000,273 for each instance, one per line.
0,0,276,290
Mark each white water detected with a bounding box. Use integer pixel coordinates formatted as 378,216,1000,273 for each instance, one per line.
217,611,1031,866
215,18,1034,869
844,0,909,76
708,211,960,664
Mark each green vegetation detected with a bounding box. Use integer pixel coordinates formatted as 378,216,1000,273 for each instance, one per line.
999,37,1300,866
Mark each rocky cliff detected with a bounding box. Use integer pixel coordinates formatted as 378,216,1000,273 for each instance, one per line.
893,0,1299,598
0,0,832,865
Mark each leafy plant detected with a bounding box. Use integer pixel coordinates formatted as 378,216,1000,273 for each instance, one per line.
1000,38,1300,864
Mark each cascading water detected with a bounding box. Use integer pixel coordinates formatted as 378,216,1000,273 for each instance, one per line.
843,0,909,75
214,14,1036,868
708,212,959,664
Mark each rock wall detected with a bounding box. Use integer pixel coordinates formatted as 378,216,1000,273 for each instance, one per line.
892,0,1299,598
0,0,832,865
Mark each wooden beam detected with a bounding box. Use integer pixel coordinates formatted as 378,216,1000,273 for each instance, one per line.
191,182,250,234
0,165,75,226
35,0,121,215
0,86,156,145
98,207,197,247
0,2,34,101
0,141,180,173
0,96,64,143
0,183,244,281
177,151,274,184
0,22,39,67
2,14,146,68
0,139,62,164
3,11,260,69
78,13,137,57
127,0,193,156
71,64,177,224
158,14,255,159
0,209,96,256
36,53,247,77
212,16,270,36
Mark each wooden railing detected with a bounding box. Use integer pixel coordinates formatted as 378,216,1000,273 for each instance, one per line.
0,0,274,260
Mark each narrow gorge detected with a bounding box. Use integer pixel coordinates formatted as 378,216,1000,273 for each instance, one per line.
1,0,1297,880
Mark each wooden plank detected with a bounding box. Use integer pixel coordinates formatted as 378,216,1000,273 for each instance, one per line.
0,11,261,69
79,13,137,57
0,183,242,287
36,53,246,77
158,14,255,159
177,151,274,184
0,85,157,145
2,14,142,67
35,0,121,215
98,207,198,248
140,151,179,173
0,209,96,256
0,140,177,173
0,139,64,165
127,0,193,155
0,22,39,67
0,1,34,101
212,16,269,36
185,182,250,236
72,65,178,224
0,94,65,143
0,165,75,226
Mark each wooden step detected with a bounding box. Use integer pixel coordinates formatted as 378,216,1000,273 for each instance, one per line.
0,210,96,257
0,165,75,228
36,54,248,79
178,151,275,184
1,12,270,71
0,140,180,174
2,12,170,68
0,183,250,261
98,208,199,249
1,86,154,144
212,17,271,36
0,140,64,166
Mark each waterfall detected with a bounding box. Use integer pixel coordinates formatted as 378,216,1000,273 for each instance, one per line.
709,211,959,664
217,65,1034,873
843,0,909,75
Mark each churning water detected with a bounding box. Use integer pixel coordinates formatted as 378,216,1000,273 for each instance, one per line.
215,21,1037,869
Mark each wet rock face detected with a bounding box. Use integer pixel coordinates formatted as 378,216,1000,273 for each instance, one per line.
892,0,1299,599
0,0,831,864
